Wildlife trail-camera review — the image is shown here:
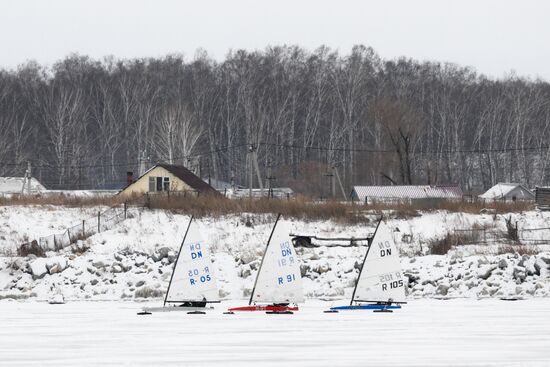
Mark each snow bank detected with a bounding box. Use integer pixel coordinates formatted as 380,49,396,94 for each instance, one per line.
0,206,549,301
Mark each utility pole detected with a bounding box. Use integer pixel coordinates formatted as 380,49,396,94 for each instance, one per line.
78,155,82,190
331,167,336,198
252,147,264,197
139,150,149,176
323,168,334,200
265,160,275,199
26,161,31,195
207,159,211,186
230,168,235,191
248,144,254,199
333,166,347,200
21,161,32,195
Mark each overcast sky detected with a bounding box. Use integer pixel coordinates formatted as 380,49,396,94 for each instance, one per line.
0,0,549,80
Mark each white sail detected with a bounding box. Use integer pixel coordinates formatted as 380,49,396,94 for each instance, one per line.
165,219,219,303
251,218,304,304
353,221,406,303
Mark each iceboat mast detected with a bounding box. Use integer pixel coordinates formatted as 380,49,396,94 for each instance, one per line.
248,213,282,305
163,215,194,307
350,216,382,306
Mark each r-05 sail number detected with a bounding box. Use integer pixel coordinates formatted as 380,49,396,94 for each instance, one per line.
379,272,404,291
188,266,212,285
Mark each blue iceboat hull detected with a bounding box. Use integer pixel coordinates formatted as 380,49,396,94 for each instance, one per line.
330,304,402,311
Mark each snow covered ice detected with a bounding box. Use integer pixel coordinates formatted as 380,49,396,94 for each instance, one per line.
1,206,550,365
0,299,549,366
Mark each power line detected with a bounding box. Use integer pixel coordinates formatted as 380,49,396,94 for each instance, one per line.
3,142,550,175
261,142,550,155
0,144,247,170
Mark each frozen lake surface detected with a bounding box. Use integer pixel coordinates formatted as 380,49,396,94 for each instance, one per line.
1,299,549,366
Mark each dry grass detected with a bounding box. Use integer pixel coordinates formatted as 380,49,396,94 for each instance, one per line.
494,244,541,256
147,194,370,224
429,231,481,255
366,199,533,214
437,199,533,214
0,193,534,224
0,193,124,207
134,287,164,298
17,240,46,257
147,195,533,223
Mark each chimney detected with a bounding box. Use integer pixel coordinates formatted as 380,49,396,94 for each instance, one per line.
127,171,134,185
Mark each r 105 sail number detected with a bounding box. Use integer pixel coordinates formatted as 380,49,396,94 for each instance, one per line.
381,280,404,291
379,272,404,291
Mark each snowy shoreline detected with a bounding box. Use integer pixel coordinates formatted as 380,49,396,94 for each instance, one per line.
1,206,549,301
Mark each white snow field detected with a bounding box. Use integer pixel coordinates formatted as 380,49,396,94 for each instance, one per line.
1,207,550,302
1,299,549,366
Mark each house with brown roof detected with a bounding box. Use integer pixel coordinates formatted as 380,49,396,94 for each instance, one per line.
118,164,219,198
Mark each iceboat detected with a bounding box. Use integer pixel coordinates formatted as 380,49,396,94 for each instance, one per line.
228,214,304,314
140,216,220,314
329,218,406,312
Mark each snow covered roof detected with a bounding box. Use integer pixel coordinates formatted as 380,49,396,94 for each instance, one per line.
227,187,294,199
202,177,244,191
122,163,219,194
0,177,46,194
479,183,534,200
352,185,463,201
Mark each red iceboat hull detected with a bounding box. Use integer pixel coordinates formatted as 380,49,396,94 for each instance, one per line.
228,305,299,312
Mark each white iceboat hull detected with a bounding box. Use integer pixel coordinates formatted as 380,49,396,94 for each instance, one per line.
142,305,215,313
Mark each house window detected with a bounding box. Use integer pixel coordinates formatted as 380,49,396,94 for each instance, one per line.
148,176,171,192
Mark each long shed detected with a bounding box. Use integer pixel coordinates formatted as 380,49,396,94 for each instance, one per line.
351,185,463,204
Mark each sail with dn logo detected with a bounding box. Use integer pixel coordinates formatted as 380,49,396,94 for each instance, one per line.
329,218,406,312
228,214,304,313
139,216,220,314
165,217,219,304
352,220,406,303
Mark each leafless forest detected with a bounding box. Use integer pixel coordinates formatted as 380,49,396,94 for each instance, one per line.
1,45,549,196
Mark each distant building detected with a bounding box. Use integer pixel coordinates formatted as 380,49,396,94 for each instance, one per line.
479,183,534,202
226,187,294,199
118,164,219,197
351,185,463,204
0,176,46,195
535,187,550,210
202,177,244,191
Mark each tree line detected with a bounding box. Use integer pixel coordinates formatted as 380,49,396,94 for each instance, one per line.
1,45,549,196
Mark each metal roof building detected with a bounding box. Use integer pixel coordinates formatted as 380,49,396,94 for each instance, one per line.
479,183,534,201
351,185,463,203
0,177,46,195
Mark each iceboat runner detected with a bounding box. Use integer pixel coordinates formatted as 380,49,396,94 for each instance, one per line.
140,216,220,314
330,218,406,312
228,214,304,314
